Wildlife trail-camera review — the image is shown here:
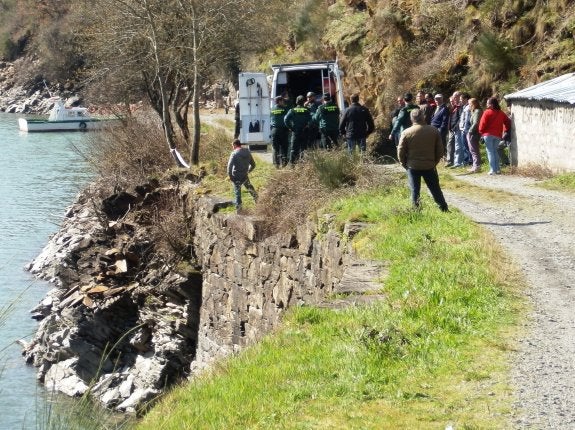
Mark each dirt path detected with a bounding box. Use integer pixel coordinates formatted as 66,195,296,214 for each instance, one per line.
443,172,575,429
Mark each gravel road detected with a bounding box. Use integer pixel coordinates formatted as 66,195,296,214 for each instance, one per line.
443,172,575,429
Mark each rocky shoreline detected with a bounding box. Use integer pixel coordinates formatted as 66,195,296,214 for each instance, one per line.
0,60,85,114
4,59,378,415
18,167,374,414
21,179,204,413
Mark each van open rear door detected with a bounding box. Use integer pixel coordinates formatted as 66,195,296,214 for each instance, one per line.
238,72,271,150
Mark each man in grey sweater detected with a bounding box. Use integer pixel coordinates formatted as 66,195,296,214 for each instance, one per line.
227,139,257,212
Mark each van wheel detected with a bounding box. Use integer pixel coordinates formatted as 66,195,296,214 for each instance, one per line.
79,122,87,130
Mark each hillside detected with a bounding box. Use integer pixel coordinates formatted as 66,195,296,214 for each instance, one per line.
1,1,574,125
260,0,575,125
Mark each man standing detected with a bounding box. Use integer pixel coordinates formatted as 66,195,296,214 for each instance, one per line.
304,91,320,150
388,92,419,140
390,95,406,148
417,90,434,125
339,93,375,154
284,95,312,164
446,91,462,167
430,94,449,162
227,139,257,213
270,96,290,167
458,92,472,166
313,93,340,149
397,109,449,212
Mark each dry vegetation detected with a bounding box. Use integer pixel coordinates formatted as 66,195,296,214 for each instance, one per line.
256,151,401,235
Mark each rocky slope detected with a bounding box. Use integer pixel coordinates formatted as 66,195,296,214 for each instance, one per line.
22,178,204,413
0,59,83,114
20,169,375,414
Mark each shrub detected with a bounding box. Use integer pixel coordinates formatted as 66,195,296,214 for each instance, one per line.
83,111,176,191
255,150,398,235
473,31,522,77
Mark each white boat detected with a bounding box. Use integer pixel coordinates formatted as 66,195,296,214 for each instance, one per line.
18,98,120,132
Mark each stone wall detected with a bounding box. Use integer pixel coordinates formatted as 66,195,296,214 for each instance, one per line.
510,102,575,171
23,186,358,413
189,197,352,372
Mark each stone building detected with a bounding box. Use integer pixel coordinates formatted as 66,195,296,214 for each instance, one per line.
505,72,575,171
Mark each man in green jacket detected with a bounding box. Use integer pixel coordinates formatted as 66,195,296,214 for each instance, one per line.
313,93,340,149
270,96,290,167
284,95,311,164
388,92,419,141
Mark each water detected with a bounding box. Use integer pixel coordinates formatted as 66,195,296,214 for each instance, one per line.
0,113,92,429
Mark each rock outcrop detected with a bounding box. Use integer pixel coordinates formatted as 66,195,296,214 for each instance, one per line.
23,176,384,414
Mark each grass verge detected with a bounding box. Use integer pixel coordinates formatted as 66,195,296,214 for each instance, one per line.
537,172,575,193
135,183,524,430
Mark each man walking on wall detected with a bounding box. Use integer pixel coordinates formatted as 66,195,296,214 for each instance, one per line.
227,139,258,213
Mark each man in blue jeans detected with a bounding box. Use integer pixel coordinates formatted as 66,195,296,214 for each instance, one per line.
339,93,375,154
227,139,257,213
397,109,449,212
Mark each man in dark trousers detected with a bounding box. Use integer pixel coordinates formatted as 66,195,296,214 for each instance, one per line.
313,93,340,149
227,139,257,213
269,96,290,167
284,95,312,164
397,109,449,212
339,93,375,154
304,91,321,150
430,93,449,157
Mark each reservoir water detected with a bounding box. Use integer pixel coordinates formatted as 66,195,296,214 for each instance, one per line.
0,112,92,429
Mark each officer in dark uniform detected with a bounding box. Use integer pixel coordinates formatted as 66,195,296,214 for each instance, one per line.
284,95,311,164
313,93,341,149
269,96,290,167
304,91,320,150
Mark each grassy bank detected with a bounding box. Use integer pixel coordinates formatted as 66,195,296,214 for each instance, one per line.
136,180,523,429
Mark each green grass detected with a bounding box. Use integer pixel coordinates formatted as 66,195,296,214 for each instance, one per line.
136,183,523,429
538,172,575,193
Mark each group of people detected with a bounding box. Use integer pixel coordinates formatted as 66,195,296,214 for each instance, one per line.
229,87,511,214
229,91,375,211
270,91,375,167
394,90,512,212
391,90,511,175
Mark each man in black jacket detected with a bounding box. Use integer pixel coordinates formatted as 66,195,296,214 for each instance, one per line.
339,93,375,154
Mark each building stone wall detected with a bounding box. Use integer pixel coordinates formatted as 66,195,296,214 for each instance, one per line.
510,101,575,171
190,197,352,372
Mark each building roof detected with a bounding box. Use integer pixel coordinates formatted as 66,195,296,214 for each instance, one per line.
505,73,575,105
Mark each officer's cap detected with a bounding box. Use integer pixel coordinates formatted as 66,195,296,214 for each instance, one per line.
296,95,305,104
306,91,315,97
275,96,283,102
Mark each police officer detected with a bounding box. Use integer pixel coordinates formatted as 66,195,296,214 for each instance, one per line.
304,91,320,150
269,96,290,167
313,93,340,149
284,95,311,164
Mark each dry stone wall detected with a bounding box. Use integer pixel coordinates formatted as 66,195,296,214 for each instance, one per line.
23,185,358,413
189,197,352,372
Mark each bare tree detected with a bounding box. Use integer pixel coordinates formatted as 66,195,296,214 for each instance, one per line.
80,0,286,166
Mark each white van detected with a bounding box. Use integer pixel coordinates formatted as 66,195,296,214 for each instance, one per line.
238,61,345,149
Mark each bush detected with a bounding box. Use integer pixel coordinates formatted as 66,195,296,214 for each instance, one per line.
255,150,397,235
83,111,176,191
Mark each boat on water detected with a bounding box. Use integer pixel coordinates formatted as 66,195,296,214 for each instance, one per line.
18,97,120,132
